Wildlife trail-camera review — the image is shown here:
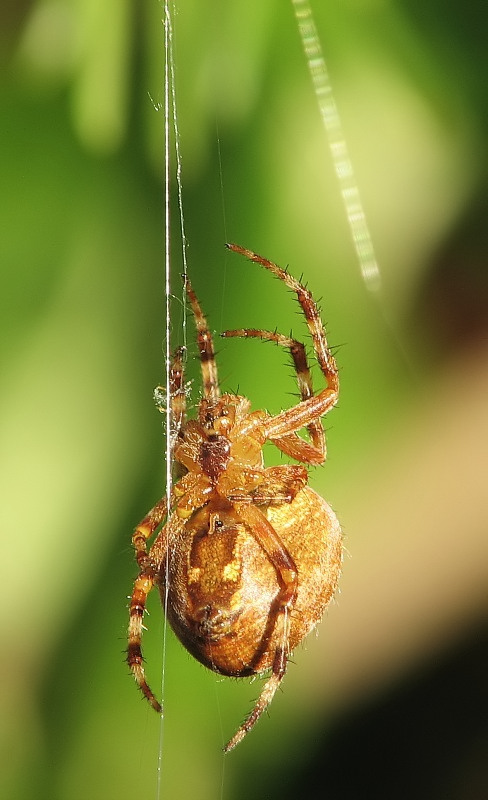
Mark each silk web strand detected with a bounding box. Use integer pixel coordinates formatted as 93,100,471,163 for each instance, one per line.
291,0,381,292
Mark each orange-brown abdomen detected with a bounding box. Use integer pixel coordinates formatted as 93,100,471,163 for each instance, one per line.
160,487,342,677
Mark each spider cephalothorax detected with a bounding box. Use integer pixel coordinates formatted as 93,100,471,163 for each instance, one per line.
127,244,342,752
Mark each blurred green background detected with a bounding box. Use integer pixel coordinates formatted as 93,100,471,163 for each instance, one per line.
2,1,488,798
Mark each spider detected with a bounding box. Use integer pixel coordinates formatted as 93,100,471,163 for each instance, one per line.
127,243,342,752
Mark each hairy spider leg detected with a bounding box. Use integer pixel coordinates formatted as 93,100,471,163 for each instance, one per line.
224,500,298,752
226,243,338,449
127,497,169,712
221,327,324,455
219,244,340,749
127,343,193,711
154,346,187,454
241,464,308,506
184,275,220,404
128,471,215,713
169,345,187,438
225,623,288,753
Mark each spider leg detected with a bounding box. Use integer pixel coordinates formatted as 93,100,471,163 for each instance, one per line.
173,471,213,519
184,275,220,404
224,501,298,752
128,474,214,711
169,345,187,438
221,328,324,453
155,347,188,445
224,624,288,753
241,464,308,505
226,243,338,446
131,498,168,569
127,497,169,713
270,432,325,465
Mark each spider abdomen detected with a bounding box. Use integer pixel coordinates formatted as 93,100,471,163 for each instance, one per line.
160,487,342,678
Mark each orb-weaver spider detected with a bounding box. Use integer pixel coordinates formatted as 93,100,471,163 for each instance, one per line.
127,243,342,752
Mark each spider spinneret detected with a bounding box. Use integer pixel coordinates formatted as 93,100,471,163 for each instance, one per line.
127,243,342,752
